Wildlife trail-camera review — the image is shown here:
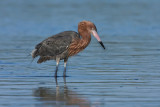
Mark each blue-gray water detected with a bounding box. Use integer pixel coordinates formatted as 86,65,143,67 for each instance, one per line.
0,0,160,107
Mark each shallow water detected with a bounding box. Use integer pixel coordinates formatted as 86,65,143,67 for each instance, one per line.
0,0,160,107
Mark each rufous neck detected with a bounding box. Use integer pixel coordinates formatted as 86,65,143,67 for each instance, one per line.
79,31,91,47
68,31,91,56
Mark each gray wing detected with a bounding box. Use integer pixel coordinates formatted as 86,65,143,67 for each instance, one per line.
32,31,80,63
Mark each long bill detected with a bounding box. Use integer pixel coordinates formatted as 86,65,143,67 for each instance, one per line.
91,30,105,49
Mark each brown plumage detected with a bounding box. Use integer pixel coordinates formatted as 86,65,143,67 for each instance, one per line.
31,20,105,77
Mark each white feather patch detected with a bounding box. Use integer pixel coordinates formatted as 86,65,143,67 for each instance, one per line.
31,49,37,57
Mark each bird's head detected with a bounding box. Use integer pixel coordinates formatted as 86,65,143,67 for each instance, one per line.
78,20,105,49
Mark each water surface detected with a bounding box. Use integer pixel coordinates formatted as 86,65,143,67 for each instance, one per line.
0,0,160,107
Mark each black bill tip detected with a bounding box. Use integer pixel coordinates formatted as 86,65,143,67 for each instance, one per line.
99,41,105,49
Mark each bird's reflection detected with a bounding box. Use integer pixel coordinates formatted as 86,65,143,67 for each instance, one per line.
34,77,91,107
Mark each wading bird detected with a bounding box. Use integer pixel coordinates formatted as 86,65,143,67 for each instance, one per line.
31,21,105,77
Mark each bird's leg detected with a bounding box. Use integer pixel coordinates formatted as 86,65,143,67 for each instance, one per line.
63,58,68,77
55,57,60,77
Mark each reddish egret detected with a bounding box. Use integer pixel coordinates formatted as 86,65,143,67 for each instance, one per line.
31,21,105,77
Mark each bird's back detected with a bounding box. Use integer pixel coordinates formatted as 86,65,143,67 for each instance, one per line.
32,31,80,63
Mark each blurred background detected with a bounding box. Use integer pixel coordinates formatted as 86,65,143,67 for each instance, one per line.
0,0,160,107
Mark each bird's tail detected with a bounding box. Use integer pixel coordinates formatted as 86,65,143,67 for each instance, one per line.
31,49,38,58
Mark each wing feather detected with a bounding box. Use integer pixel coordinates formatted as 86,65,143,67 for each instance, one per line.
32,31,80,62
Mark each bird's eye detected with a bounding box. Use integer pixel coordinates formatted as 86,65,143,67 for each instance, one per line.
81,23,85,26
